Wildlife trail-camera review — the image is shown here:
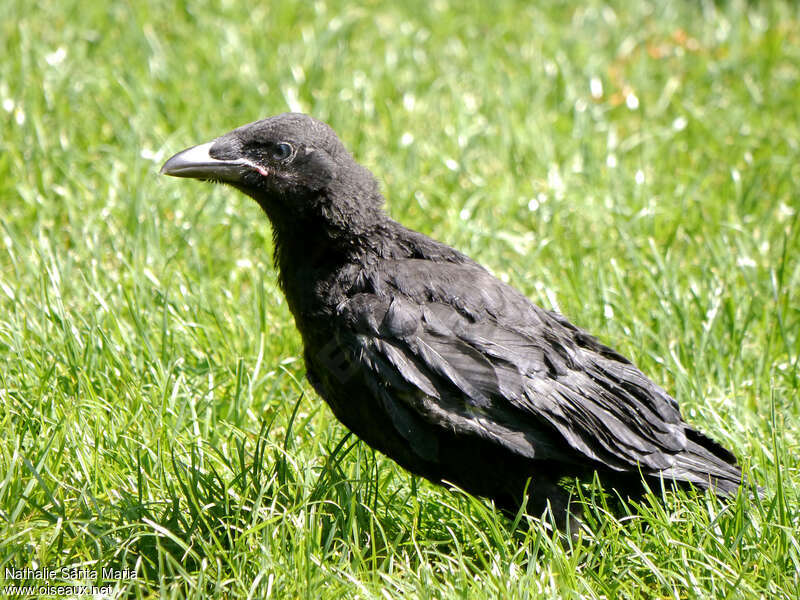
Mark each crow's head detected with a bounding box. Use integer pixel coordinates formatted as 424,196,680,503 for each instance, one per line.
161,113,383,230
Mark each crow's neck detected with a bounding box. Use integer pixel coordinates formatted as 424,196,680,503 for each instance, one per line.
270,214,357,273
268,194,387,261
266,196,388,322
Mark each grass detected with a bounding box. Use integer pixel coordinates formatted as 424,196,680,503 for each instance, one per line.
1,0,798,597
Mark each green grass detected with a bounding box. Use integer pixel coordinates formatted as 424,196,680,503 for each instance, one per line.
1,0,798,597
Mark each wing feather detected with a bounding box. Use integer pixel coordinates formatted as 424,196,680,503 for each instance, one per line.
334,259,735,484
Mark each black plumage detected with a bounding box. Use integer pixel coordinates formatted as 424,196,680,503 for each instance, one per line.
161,113,745,526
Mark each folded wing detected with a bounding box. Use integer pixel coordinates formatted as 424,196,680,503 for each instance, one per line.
334,258,741,492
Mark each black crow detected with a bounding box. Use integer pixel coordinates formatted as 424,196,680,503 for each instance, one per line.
161,113,746,528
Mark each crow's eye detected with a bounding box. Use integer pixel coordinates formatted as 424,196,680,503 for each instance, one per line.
273,142,293,161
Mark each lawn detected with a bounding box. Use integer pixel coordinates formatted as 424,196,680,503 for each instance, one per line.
1,0,798,598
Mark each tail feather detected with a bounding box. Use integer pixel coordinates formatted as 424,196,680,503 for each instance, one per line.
660,428,744,497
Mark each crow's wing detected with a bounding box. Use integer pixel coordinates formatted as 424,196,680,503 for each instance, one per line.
335,259,739,486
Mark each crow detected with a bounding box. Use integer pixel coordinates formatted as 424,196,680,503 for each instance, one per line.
161,113,746,529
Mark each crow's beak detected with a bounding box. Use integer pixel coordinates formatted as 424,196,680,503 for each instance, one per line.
160,141,249,183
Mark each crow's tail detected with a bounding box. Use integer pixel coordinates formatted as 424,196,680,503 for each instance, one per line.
660,428,747,497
